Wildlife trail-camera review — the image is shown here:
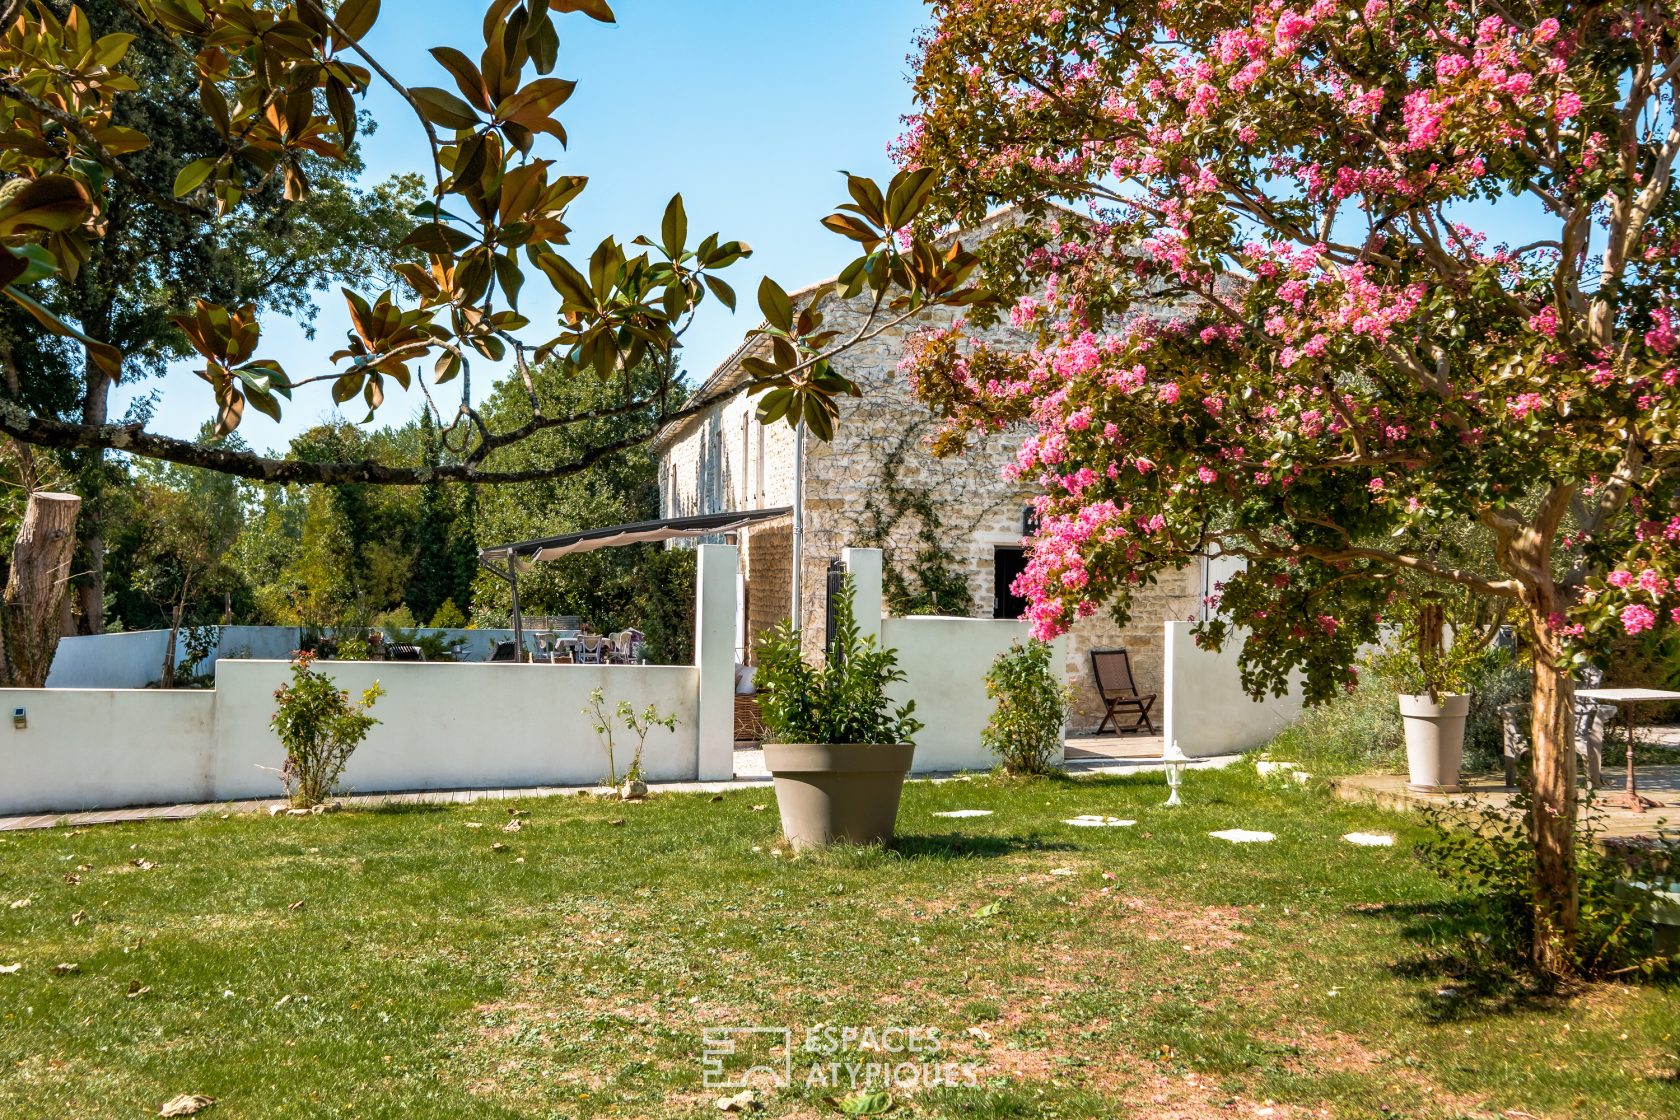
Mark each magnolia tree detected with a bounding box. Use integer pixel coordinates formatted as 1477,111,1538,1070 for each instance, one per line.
0,0,990,679
896,0,1680,977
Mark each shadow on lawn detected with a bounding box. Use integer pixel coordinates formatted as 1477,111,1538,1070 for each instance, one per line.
1348,899,1584,1023
891,831,1077,860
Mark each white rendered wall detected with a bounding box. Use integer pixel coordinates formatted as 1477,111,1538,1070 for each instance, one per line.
212,659,700,800
46,626,576,689
1161,621,1303,757
46,631,175,689
3,547,740,815
693,544,738,781
841,550,1067,774
0,689,218,813
883,614,1067,773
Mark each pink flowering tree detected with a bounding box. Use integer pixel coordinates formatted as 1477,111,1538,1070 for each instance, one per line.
895,0,1680,978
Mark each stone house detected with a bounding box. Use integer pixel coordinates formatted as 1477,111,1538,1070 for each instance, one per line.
653,216,1207,731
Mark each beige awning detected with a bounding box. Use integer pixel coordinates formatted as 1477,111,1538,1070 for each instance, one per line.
479,507,791,567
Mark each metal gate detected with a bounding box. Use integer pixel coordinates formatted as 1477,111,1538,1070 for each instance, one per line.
824,557,846,661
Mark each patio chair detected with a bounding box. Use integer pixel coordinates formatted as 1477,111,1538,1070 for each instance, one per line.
1090,648,1157,734
488,639,519,663
1500,699,1616,787
574,634,607,664
387,644,425,662
615,628,645,664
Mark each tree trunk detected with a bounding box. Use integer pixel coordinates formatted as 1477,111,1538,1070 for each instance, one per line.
75,301,115,636
161,600,182,689
76,532,104,634
0,492,82,688
1526,604,1578,979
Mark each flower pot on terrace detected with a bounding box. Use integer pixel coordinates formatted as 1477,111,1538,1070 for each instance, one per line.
762,742,915,850
1398,692,1469,793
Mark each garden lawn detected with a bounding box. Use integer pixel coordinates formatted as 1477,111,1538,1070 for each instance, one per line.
0,767,1674,1119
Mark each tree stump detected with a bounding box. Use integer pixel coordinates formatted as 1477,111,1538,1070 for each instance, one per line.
1,491,81,688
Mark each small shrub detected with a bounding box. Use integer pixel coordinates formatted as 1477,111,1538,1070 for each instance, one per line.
1261,656,1406,776
372,606,417,630
335,630,378,661
270,652,384,807
754,576,922,746
428,599,467,629
177,624,220,686
981,639,1070,775
1417,793,1676,980
584,686,681,790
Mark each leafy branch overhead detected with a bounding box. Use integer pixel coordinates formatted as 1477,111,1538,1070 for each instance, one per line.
0,0,990,484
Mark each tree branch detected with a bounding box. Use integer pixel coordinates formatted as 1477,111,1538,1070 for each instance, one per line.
0,79,213,222
0,392,721,486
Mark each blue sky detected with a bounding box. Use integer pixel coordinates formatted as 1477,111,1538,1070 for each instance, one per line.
115,0,928,450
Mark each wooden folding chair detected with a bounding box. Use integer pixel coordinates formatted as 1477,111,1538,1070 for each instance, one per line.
1090,648,1157,734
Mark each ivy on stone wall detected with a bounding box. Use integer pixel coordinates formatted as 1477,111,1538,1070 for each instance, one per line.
858,433,976,617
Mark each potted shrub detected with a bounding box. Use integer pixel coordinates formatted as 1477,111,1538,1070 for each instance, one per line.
1382,594,1487,793
754,576,923,849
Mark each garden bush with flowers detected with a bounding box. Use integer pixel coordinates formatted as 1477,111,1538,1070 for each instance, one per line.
893,0,1680,979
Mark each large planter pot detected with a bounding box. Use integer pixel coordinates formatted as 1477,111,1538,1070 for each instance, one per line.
1398,692,1470,793
762,742,915,850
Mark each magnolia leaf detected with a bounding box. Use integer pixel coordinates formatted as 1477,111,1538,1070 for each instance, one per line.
821,212,881,245
757,277,793,331
335,0,380,41
171,158,216,199
215,389,244,437
92,126,150,155
497,77,576,125
660,193,687,258
0,175,92,237
527,11,560,72
158,1093,215,1117
4,287,122,379
756,387,795,426
703,273,736,311
549,0,615,22
430,46,490,111
411,86,480,130
802,394,835,441
843,173,887,227
332,372,364,404
0,244,55,287
884,166,936,229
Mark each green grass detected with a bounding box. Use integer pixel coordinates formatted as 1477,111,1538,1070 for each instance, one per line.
0,768,1675,1119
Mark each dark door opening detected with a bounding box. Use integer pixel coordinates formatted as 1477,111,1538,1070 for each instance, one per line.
994,547,1029,619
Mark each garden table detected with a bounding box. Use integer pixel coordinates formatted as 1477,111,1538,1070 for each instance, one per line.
1574,687,1680,812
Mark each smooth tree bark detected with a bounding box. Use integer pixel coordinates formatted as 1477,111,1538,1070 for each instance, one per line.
0,491,81,688
159,594,184,689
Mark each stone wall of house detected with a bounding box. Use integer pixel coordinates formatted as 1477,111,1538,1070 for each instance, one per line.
658,222,1199,729
742,521,793,659
795,292,1027,642
1061,565,1203,731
